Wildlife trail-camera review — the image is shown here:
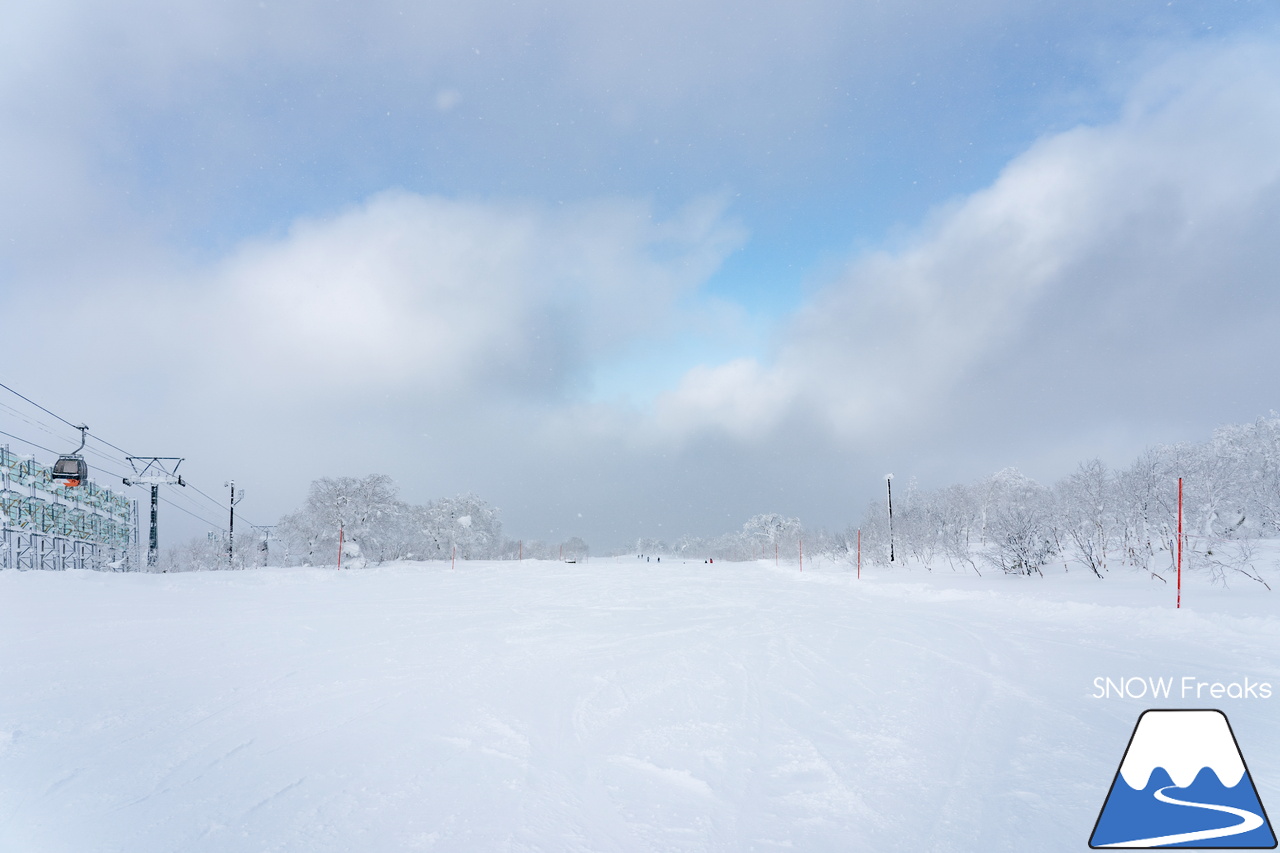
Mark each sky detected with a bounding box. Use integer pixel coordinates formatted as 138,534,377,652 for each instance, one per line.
3,0,1280,551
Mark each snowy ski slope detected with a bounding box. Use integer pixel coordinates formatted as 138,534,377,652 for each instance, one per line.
1,558,1277,852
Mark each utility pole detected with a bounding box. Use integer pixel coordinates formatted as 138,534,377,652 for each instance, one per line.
226,481,245,567
1177,477,1183,610
123,458,185,569
886,474,895,564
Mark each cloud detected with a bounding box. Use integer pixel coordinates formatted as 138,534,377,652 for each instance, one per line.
0,0,1160,261
650,39,1280,451
180,191,745,403
0,186,747,546
653,359,797,442
6,4,1280,548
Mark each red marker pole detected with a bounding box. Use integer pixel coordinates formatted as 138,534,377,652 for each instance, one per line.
452,544,456,571
337,524,343,570
799,538,803,572
1177,477,1183,609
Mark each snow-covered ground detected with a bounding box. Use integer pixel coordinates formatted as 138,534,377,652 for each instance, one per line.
2,557,1278,852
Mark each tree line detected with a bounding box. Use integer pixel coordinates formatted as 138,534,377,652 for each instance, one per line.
637,415,1279,586
850,415,1279,585
159,475,590,569
271,474,592,567
271,474,590,567
164,414,1280,583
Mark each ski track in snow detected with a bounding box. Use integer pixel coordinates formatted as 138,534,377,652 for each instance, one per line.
0,559,1277,852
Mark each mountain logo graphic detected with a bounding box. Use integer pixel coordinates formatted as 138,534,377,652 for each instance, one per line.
1090,709,1276,848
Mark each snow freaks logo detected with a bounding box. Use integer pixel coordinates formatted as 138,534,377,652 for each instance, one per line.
1090,710,1277,848
1092,676,1273,701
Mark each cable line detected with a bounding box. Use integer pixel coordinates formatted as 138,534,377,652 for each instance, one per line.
0,381,138,460
0,423,134,480
1,380,262,548
0,428,58,456
0,380,81,430
185,481,224,507
184,479,260,526
85,433,136,460
156,495,225,531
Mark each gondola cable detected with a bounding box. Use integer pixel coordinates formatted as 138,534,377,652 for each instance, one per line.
2,382,259,529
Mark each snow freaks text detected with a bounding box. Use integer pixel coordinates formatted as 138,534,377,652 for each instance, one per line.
1092,676,1273,700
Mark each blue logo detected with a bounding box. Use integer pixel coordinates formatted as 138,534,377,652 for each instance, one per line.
1091,709,1276,848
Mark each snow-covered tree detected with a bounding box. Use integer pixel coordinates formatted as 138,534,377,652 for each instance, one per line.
401,494,496,560
979,470,1056,576
277,474,404,567
1055,459,1115,578
519,539,558,560
742,513,803,559
561,536,589,562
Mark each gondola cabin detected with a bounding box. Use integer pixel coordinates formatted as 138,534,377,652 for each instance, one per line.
52,455,88,487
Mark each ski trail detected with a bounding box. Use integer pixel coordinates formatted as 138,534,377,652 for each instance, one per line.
1100,785,1264,847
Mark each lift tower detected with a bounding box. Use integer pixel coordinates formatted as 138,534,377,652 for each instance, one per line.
123,458,185,568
